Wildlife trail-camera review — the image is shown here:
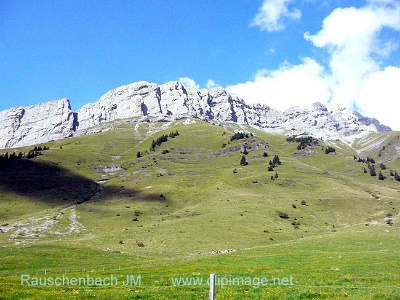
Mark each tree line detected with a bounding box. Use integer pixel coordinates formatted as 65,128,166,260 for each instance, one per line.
0,145,49,166
137,131,180,158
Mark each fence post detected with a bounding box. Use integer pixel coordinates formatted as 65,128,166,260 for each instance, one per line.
209,273,216,300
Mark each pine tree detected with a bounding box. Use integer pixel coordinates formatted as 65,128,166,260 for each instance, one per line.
370,166,376,177
378,171,384,180
394,171,400,182
136,151,142,158
151,140,156,150
273,155,281,165
240,155,248,166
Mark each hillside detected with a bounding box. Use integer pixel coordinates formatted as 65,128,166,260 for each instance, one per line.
0,118,399,299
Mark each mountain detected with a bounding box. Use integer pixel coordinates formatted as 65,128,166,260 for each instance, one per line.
0,81,391,149
0,98,77,149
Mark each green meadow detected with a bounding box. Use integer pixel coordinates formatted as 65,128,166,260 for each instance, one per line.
0,119,399,299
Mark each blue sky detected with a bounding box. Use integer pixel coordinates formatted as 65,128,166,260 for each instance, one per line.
1,0,399,129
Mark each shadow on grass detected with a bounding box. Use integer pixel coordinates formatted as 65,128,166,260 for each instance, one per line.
0,159,167,205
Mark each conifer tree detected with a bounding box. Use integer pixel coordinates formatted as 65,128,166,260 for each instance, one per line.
370,166,376,177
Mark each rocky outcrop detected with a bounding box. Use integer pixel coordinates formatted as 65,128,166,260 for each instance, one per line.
75,81,391,140
75,81,251,130
0,81,391,149
0,98,76,149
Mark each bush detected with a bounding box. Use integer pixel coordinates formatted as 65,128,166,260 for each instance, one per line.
230,132,249,141
277,211,289,219
325,146,336,154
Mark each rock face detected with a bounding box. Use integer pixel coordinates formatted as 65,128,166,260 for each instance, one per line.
76,81,251,130
0,98,76,149
0,80,391,149
75,81,391,142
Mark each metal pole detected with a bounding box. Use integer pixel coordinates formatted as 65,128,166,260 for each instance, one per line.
209,273,216,300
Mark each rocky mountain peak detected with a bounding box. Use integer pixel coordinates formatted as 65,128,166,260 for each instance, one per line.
0,98,76,149
0,81,392,149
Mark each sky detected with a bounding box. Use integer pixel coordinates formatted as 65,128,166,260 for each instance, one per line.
1,0,399,130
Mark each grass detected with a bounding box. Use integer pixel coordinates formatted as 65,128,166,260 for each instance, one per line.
0,118,399,299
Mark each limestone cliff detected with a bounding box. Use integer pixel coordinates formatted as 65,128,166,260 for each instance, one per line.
0,98,76,149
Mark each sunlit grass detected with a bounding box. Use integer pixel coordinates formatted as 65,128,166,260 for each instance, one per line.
0,119,399,299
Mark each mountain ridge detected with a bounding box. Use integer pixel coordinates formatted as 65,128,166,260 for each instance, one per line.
0,80,391,149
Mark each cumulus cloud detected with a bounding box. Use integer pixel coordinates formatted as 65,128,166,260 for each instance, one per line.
178,77,199,89
305,2,400,129
251,0,301,32
227,58,330,110
229,1,400,130
205,79,219,89
357,66,400,130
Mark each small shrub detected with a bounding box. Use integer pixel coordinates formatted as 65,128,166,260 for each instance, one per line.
325,146,336,154
277,211,289,219
240,156,248,166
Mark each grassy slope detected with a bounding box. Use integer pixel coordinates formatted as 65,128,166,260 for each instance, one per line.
0,119,399,299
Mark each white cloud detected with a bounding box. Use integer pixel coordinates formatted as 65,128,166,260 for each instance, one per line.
357,66,400,130
231,1,400,130
227,58,330,110
178,77,199,89
251,0,301,32
305,2,400,128
205,79,219,89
